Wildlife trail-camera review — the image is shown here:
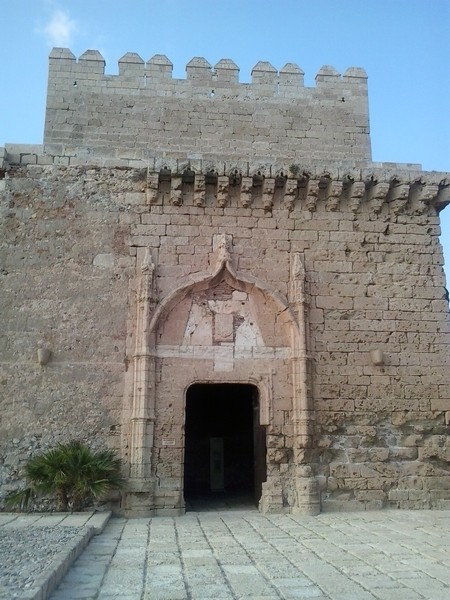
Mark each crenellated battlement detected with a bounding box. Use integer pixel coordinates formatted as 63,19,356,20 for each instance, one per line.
48,48,368,95
45,49,371,164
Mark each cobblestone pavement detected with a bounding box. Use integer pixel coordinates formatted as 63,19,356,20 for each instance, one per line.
49,510,450,600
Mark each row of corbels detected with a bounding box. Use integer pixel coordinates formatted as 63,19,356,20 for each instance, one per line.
146,169,448,214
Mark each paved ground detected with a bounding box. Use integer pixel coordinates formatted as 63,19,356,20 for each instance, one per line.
48,509,450,600
0,512,111,600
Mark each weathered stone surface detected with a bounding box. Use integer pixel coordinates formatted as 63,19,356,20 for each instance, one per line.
0,51,449,516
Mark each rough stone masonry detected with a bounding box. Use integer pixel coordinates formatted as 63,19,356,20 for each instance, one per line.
0,48,449,516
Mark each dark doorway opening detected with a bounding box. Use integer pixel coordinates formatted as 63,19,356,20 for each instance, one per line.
184,383,266,511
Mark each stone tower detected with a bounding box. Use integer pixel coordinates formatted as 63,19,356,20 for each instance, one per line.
0,49,449,515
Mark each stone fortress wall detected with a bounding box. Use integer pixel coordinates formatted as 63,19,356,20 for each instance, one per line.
44,49,370,164
0,50,449,515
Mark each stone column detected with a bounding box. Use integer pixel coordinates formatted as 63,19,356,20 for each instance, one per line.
257,374,284,513
127,248,157,515
290,253,320,515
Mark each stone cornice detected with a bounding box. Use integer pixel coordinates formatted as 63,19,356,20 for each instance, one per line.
2,146,449,213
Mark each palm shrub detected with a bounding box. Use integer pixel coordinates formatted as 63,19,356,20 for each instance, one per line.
5,441,123,512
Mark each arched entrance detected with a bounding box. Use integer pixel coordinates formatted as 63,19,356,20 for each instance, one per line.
184,383,266,510
124,240,320,516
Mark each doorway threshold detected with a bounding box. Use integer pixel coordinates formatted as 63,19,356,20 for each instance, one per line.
185,492,257,512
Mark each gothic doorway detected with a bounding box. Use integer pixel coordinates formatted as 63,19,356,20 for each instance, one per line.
184,383,266,510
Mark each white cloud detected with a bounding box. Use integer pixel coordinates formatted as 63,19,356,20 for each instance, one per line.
39,9,77,47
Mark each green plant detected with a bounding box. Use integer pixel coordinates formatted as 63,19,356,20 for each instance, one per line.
5,441,123,512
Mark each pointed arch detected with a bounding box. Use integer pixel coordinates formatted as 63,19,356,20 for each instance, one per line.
125,242,320,516
149,255,299,336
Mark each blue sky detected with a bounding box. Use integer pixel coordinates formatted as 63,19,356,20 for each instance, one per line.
1,0,449,274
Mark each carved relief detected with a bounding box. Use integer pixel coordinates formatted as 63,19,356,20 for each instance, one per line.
284,178,298,211
263,179,275,211
289,251,319,514
306,180,320,212
414,183,440,214
240,176,253,208
194,174,205,207
211,233,233,275
389,183,410,215
139,168,444,216
146,173,159,205
217,175,229,208
326,181,343,212
290,252,306,305
130,248,157,484
369,181,390,214
171,177,183,206
183,287,264,350
349,181,365,213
